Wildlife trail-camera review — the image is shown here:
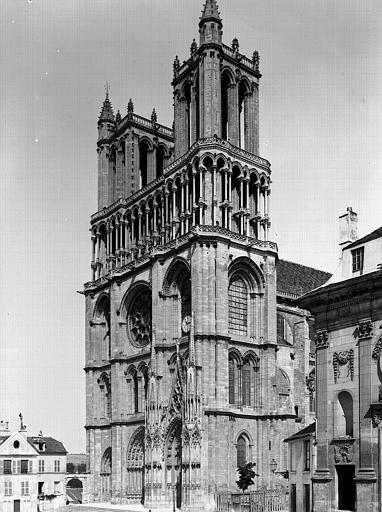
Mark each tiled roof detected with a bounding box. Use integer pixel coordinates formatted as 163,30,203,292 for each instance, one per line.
346,226,382,249
0,435,67,455
284,422,315,442
29,437,67,454
277,259,331,298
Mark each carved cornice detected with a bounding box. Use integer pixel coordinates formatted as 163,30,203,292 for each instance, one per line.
84,226,277,293
357,318,373,340
315,330,329,349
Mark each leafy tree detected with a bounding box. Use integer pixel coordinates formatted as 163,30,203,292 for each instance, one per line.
236,463,259,492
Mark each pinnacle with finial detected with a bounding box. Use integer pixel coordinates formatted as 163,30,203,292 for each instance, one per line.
99,84,115,123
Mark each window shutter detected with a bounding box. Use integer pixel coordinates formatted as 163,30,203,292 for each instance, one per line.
13,461,17,474
17,460,21,473
0,460,3,474
29,460,33,473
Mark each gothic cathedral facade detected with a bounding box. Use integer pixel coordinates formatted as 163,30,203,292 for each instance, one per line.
84,1,326,509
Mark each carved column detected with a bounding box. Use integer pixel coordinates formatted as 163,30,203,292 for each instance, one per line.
312,329,332,512
355,318,377,510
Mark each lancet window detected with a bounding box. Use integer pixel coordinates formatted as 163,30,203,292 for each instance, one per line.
139,140,150,189
100,448,112,500
229,351,260,407
98,372,111,419
236,434,250,468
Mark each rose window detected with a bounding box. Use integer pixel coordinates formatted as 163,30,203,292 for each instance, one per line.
128,289,152,347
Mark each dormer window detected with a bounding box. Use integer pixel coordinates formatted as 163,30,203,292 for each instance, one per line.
351,247,364,273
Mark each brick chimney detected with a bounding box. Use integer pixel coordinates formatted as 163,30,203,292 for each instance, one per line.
339,207,358,248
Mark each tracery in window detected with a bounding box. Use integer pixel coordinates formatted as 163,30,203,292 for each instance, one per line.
228,276,248,335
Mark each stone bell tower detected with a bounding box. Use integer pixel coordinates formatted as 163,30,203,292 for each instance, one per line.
84,2,307,510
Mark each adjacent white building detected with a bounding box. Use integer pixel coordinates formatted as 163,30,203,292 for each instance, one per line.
0,419,67,512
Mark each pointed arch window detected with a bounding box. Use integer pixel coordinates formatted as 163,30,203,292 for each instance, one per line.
228,275,248,335
139,140,149,188
237,435,248,468
242,361,251,406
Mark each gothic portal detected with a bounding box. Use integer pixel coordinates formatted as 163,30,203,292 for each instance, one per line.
84,1,325,510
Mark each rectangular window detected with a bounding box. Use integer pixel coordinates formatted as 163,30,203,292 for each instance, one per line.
303,483,310,512
54,460,60,472
38,460,45,473
21,481,29,496
20,459,28,474
54,481,60,494
352,247,364,273
304,440,311,471
4,481,12,496
4,460,12,474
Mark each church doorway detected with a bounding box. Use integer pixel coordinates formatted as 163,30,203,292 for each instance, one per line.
166,420,182,509
126,427,145,504
336,465,355,510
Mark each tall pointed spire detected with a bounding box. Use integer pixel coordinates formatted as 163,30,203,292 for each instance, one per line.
200,0,221,26
98,84,115,124
199,0,222,45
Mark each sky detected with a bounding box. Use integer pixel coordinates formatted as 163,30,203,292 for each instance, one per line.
0,0,382,453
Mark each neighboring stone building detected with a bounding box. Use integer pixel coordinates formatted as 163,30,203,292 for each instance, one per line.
83,1,330,509
284,422,315,512
299,209,382,512
0,418,67,512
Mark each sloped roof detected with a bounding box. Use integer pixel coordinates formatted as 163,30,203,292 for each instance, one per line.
346,226,382,249
284,422,315,442
277,259,331,298
0,435,67,455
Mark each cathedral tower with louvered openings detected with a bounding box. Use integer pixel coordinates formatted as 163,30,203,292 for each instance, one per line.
84,1,320,510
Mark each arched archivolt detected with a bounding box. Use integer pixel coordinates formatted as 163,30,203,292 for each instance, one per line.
276,367,291,393
120,280,152,313
101,447,112,473
200,153,214,167
126,426,145,469
249,169,260,182
93,293,110,319
234,430,253,445
228,257,265,290
242,350,259,365
162,257,191,296
239,76,251,94
157,142,170,157
125,364,137,377
221,66,235,85
138,136,153,151
228,347,243,364
216,154,229,169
